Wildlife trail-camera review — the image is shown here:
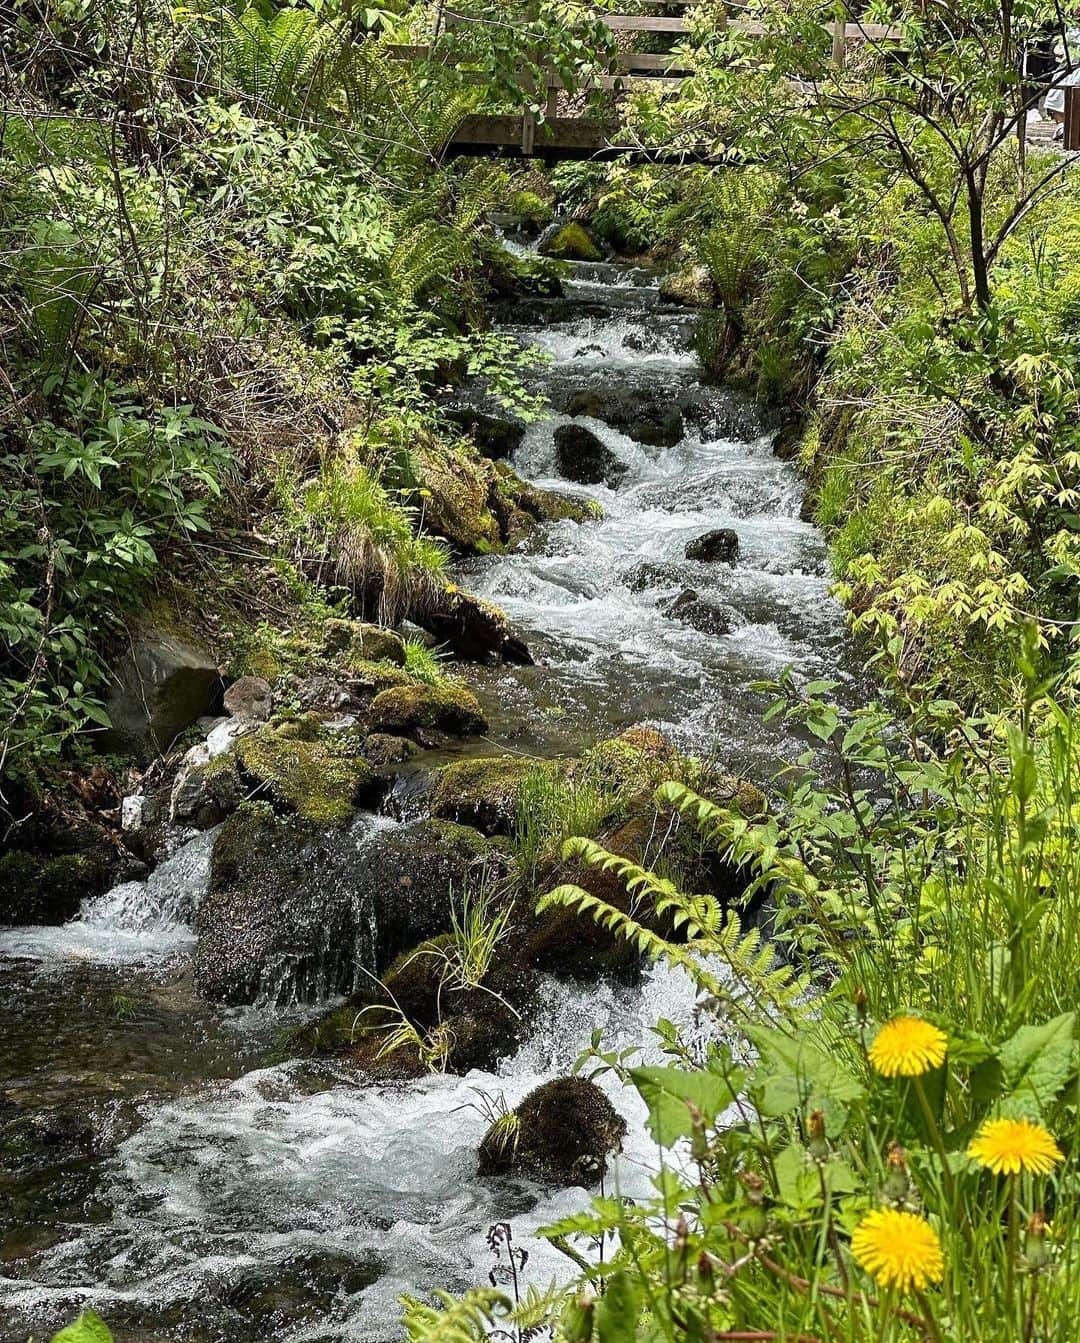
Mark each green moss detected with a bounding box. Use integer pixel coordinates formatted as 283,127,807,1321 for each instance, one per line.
539,222,603,262
323,618,406,667
430,755,562,835
345,658,414,697
235,722,377,825
511,190,554,227
367,683,488,737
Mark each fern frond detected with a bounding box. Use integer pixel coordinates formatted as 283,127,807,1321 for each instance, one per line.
400,1288,512,1343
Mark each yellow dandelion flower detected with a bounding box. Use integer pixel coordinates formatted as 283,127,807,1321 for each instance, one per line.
968,1118,1063,1177
868,1016,948,1078
851,1208,944,1293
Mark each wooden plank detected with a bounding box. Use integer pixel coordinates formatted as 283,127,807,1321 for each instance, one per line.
1066,84,1080,152
604,14,689,32
546,71,686,92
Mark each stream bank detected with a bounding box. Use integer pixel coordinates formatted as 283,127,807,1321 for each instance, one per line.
0,254,860,1342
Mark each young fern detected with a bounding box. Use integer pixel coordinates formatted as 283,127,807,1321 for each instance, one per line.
400,1289,512,1343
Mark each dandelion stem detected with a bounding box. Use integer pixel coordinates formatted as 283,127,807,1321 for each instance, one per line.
1006,1173,1020,1323
912,1076,955,1202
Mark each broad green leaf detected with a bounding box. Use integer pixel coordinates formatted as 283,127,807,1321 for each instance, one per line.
596,1270,641,1343
628,1064,741,1148
999,1012,1076,1116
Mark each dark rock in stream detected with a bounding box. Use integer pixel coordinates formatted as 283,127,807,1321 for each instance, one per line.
686,527,739,563
567,386,685,448
662,589,740,637
477,1077,626,1186
419,589,533,665
553,424,628,488
445,405,526,460
194,807,379,1005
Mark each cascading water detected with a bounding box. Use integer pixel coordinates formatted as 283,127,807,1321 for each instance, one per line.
0,256,856,1343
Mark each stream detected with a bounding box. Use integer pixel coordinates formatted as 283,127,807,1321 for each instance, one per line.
0,258,858,1342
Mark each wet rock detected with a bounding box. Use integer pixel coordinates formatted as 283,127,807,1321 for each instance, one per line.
477,1077,626,1186
103,627,222,760
295,674,355,713
366,683,488,739
364,817,508,969
170,751,247,829
553,424,628,489
620,560,685,593
194,807,378,1005
419,589,532,665
429,755,560,836
662,589,739,636
322,619,406,668
223,676,273,722
445,406,527,461
659,263,717,308
361,733,419,770
538,221,602,262
679,386,768,442
566,388,684,448
491,463,597,546
686,528,739,563
235,719,380,825
772,417,804,461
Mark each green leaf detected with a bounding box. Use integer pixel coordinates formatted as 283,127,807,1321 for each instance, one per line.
999,1012,1076,1117
596,1270,641,1343
628,1064,741,1148
51,1311,114,1343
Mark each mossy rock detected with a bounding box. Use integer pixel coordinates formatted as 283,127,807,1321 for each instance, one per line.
478,1077,626,1186
362,733,419,769
0,849,111,926
367,683,488,739
171,750,247,828
345,659,414,700
539,222,603,263
430,755,562,836
412,438,504,554
323,618,406,667
235,721,379,825
511,190,554,230
491,463,597,544
659,264,717,308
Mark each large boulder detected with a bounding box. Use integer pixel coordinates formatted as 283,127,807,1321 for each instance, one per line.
553,424,628,489
566,388,684,448
194,807,379,1005
477,1077,626,1186
419,589,532,665
366,683,488,739
235,719,380,825
103,628,222,760
686,528,739,563
538,221,603,262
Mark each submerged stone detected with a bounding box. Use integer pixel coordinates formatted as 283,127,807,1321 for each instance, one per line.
686,528,739,563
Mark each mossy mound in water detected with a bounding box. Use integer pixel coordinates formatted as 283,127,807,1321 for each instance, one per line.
478,1077,627,1186
539,222,603,262
345,658,413,699
430,755,562,835
367,683,488,738
236,719,378,825
511,190,554,230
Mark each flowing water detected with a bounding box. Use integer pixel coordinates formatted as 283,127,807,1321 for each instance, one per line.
0,258,858,1342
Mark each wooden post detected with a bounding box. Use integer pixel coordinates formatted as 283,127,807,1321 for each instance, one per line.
831,9,846,69
1066,84,1080,152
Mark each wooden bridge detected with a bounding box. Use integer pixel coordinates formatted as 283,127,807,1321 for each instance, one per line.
393,3,1080,161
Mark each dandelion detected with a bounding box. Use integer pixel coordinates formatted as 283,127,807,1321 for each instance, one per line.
868,1015,948,1078
968,1118,1063,1177
851,1208,944,1293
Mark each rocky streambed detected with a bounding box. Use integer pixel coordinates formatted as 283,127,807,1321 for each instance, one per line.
0,254,860,1342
